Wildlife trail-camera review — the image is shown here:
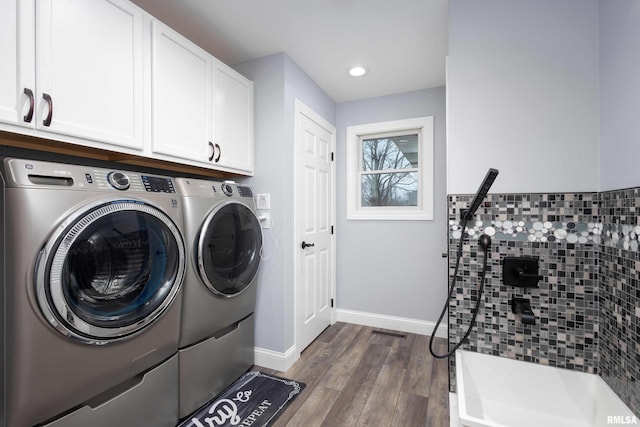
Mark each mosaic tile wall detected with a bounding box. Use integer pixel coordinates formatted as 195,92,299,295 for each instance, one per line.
447,193,601,392
599,188,640,415
447,189,640,414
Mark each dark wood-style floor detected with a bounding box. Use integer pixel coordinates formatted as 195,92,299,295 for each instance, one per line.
257,322,450,427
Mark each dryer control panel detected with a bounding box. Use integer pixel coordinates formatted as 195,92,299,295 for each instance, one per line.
221,182,234,196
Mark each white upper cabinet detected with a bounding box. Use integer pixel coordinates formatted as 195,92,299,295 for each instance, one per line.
0,0,254,175
0,0,144,151
150,20,213,164
0,0,35,128
212,59,254,174
150,22,254,174
36,0,145,150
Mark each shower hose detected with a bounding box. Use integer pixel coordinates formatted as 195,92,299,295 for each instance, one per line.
429,217,491,359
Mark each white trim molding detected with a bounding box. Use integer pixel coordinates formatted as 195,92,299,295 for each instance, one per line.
336,308,447,338
254,311,448,373
253,345,299,373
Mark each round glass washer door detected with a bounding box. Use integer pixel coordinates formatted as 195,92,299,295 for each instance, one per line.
35,199,186,344
197,201,262,297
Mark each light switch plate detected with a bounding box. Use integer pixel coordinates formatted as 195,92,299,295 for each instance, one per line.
256,193,270,210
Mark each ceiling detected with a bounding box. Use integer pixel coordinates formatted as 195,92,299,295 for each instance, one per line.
130,0,448,103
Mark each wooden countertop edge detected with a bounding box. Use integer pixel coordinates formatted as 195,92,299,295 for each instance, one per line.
0,130,236,179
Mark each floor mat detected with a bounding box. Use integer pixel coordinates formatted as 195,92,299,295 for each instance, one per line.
178,371,305,427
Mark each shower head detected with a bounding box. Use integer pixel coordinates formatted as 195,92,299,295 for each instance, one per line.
463,168,499,222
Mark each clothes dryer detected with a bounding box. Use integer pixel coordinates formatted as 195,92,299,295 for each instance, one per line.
175,178,262,418
0,158,186,427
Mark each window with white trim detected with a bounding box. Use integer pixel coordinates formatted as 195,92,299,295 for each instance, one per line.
347,116,433,220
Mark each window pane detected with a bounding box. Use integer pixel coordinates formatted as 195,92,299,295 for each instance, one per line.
361,172,418,206
362,134,418,171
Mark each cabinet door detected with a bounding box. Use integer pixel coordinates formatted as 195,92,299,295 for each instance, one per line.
0,0,35,128
150,20,212,163
212,59,254,174
36,0,144,150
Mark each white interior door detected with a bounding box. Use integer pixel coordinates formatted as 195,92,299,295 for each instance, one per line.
294,99,336,353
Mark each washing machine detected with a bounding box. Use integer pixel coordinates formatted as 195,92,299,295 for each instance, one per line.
175,178,262,418
0,158,186,427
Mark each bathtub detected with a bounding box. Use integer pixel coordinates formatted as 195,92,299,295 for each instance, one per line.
454,350,637,427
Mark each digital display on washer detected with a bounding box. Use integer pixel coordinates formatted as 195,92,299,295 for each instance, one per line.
141,175,176,193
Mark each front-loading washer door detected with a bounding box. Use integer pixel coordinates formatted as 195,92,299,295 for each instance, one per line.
35,199,185,344
197,201,262,297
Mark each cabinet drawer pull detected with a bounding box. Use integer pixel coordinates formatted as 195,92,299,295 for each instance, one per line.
214,143,221,162
23,88,34,123
208,141,215,162
43,93,53,127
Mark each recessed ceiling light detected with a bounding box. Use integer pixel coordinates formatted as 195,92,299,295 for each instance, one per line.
348,66,368,77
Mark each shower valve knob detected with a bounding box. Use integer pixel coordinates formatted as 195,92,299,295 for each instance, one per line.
503,257,542,288
516,267,543,280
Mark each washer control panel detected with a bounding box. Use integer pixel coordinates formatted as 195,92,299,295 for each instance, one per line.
141,175,177,193
3,159,176,194
221,182,234,196
86,170,176,193
107,171,131,190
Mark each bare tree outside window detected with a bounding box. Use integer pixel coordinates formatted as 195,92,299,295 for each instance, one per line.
360,134,419,207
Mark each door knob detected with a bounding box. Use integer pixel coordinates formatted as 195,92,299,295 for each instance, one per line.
301,241,315,249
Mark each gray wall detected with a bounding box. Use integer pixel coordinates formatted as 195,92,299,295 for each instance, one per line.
236,54,446,354
447,0,599,194
335,88,448,322
234,53,335,353
599,0,640,191
234,0,639,357
234,54,287,352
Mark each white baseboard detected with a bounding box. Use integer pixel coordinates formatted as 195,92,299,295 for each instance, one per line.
336,308,448,338
253,311,446,372
253,345,298,372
